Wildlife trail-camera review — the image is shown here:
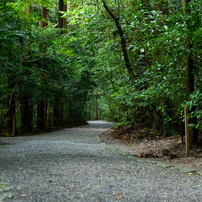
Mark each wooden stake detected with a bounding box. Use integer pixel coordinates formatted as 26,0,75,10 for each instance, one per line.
184,107,189,157
12,115,15,136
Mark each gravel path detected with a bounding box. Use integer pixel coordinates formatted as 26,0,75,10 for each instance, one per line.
1,121,202,202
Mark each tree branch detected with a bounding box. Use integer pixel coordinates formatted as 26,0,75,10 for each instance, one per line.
102,0,135,78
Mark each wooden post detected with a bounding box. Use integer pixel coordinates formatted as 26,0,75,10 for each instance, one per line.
12,115,15,136
184,107,189,157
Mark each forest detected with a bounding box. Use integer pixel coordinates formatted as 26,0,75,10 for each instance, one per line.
0,0,202,146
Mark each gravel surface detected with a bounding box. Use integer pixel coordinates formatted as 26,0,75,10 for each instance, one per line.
1,121,202,202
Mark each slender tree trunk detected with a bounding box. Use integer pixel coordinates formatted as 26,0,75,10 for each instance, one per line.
52,0,67,127
53,97,59,126
58,0,63,29
46,104,50,127
45,103,48,127
37,100,44,130
63,1,67,34
54,1,61,125
95,91,98,120
89,104,91,120
59,99,64,126
100,109,102,120
37,6,47,130
92,105,94,120
7,83,16,134
95,93,98,120
183,0,198,145
20,3,32,133
30,104,33,128
21,95,31,133
26,5,31,15
40,7,47,28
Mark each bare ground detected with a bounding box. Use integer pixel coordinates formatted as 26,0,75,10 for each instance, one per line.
100,127,202,171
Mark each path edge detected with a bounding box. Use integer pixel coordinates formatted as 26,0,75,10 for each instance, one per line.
97,131,202,176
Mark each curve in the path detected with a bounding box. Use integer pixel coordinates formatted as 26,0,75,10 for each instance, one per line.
0,121,202,202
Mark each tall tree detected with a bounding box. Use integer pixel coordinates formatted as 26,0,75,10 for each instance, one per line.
183,0,198,145
37,6,47,130
20,3,32,133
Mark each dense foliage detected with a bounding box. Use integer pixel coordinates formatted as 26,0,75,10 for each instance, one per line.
0,0,94,134
65,0,202,144
0,0,202,145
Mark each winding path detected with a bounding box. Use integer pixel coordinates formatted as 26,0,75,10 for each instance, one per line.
0,121,202,201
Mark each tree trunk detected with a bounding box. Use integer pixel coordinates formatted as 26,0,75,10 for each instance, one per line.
183,0,198,145
45,103,48,127
59,99,64,125
26,5,31,15
40,7,47,28
37,6,47,130
63,1,67,34
37,100,44,130
95,92,98,120
100,109,102,120
92,105,94,120
89,104,91,120
46,104,50,127
20,4,32,133
53,97,60,126
54,0,66,127
30,104,33,128
185,46,198,144
21,95,31,133
152,108,162,131
7,84,16,134
58,0,63,29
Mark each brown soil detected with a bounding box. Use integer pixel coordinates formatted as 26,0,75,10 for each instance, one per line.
105,126,202,171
